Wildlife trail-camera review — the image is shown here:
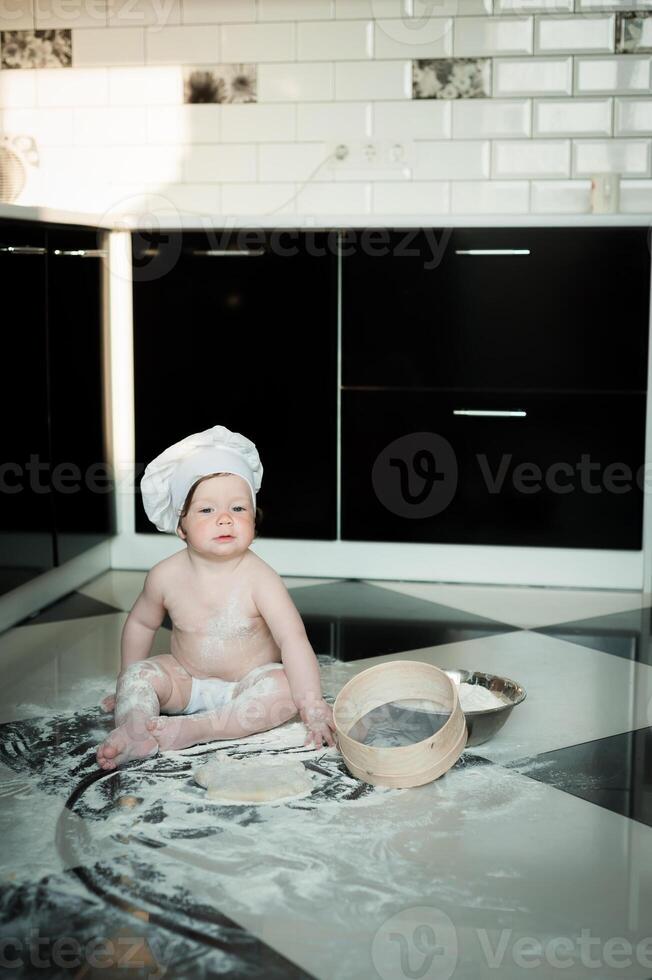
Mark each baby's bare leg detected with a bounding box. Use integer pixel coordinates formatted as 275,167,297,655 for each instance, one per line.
96,657,190,770
147,668,298,752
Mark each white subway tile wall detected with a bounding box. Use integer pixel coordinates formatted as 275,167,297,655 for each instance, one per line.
572,137,651,174
146,104,219,144
108,65,182,105
373,179,451,212
107,0,182,29
145,25,220,64
493,57,573,95
221,181,296,214
74,27,145,66
0,0,649,216
534,16,615,55
574,56,652,94
497,0,572,10
450,179,530,211
298,101,371,139
298,21,372,61
182,1,256,25
492,138,571,176
258,62,334,101
259,142,329,182
1,0,35,31
258,0,333,21
374,100,450,138
35,0,107,29
373,18,453,59
223,103,295,141
334,60,411,100
530,178,591,211
414,139,491,178
577,0,652,9
452,97,530,136
296,180,371,213
619,178,652,210
78,105,147,145
615,97,652,134
221,22,294,62
533,98,612,136
453,17,533,57
3,106,75,145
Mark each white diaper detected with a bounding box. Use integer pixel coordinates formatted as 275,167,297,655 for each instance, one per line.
181,663,285,715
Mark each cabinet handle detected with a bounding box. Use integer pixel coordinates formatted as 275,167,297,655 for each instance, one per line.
453,409,527,418
0,245,46,254
455,249,530,256
188,249,265,257
52,249,107,258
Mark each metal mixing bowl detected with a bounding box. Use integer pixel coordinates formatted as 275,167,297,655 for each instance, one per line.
443,669,527,747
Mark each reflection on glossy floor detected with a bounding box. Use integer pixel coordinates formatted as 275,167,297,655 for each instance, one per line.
1,571,651,979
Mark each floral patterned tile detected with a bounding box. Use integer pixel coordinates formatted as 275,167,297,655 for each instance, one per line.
0,30,71,69
616,11,652,53
183,63,257,104
413,57,491,99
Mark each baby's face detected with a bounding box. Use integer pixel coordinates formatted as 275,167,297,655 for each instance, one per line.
179,474,255,558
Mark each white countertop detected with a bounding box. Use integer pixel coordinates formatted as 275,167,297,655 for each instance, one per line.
1,201,650,229
0,202,107,228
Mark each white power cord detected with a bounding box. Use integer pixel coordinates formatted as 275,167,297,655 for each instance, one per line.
264,148,342,216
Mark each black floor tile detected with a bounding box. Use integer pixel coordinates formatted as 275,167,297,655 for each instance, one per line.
0,866,312,979
16,592,123,627
506,727,652,828
535,605,652,665
289,580,518,661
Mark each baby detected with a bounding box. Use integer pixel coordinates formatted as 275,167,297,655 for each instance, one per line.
96,425,337,771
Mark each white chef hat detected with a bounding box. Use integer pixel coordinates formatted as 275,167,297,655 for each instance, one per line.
140,424,263,534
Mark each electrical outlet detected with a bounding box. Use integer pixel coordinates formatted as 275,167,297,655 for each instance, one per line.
328,139,413,178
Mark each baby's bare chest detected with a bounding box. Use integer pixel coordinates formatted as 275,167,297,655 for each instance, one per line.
167,590,268,653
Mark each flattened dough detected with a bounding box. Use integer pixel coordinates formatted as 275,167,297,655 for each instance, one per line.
194,754,313,803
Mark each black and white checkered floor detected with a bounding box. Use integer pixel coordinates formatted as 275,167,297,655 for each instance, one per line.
0,571,651,979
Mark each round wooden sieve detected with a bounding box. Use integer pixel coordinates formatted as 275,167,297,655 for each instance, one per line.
333,660,467,789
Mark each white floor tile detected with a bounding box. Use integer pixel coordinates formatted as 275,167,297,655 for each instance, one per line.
344,629,652,762
77,569,147,611
366,578,652,628
0,614,146,722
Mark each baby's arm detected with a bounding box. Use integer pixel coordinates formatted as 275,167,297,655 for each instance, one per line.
101,567,167,712
252,567,336,748
120,566,167,670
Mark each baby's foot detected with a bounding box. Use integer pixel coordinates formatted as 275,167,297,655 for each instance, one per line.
146,715,208,752
96,725,159,770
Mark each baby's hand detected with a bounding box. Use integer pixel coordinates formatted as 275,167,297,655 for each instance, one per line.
100,692,116,713
301,700,338,749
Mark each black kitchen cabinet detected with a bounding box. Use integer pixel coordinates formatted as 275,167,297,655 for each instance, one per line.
341,389,646,550
47,228,116,563
341,227,650,392
0,220,115,598
0,223,54,593
132,229,338,539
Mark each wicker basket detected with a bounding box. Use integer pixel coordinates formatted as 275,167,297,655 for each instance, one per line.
333,660,467,789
